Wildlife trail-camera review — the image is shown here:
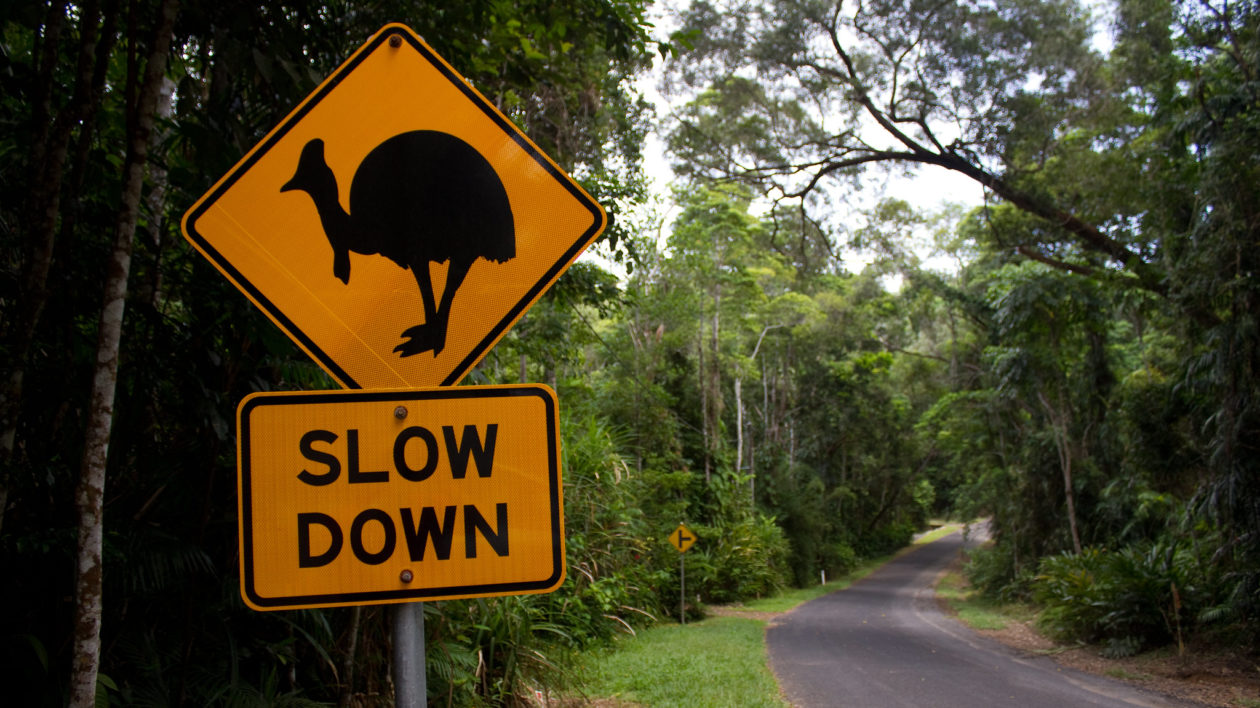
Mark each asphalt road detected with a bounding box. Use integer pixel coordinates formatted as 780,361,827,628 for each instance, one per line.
767,530,1194,708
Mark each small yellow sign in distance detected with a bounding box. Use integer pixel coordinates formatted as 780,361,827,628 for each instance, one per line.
182,23,606,389
670,523,696,553
236,384,564,611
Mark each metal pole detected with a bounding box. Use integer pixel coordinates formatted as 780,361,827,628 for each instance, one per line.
392,601,425,707
680,553,686,625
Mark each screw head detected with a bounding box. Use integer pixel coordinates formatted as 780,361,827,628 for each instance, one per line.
389,34,402,48
399,569,414,583
394,406,408,419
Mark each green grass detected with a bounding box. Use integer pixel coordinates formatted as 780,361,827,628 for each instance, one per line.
936,570,1036,632
575,617,786,707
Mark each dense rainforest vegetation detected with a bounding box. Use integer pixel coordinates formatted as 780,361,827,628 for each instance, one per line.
1,0,1256,705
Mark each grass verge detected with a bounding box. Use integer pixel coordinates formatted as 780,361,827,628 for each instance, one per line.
935,570,1018,631
573,616,785,707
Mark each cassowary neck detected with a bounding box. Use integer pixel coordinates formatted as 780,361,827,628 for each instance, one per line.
304,168,354,250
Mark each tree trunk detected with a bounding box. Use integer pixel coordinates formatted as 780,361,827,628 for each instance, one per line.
338,606,363,708
708,282,721,466
698,325,709,483
735,376,744,475
1037,390,1083,554
68,2,179,704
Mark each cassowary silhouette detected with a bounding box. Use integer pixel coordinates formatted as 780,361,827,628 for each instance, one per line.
281,131,516,356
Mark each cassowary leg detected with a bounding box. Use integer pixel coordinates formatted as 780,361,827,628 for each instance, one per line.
429,257,472,355
395,263,442,357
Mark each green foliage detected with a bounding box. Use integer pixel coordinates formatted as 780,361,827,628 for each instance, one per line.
965,543,1037,603
854,521,916,559
689,505,790,603
1033,540,1214,650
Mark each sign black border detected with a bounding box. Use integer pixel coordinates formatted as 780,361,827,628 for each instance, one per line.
237,385,563,609
183,25,606,389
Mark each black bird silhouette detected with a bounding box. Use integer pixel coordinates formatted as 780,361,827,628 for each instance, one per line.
281,131,516,356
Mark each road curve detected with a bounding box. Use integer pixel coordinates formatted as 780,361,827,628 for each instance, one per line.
767,531,1194,708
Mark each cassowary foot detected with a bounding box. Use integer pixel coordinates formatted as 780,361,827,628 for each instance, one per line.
393,324,445,357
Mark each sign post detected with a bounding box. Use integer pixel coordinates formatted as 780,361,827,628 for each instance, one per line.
393,602,424,708
669,523,696,624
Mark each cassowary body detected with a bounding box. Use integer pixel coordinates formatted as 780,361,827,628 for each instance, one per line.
281,131,515,356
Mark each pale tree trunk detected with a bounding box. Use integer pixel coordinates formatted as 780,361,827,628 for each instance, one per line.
68,1,178,704
1037,389,1083,554
737,325,780,499
138,75,176,307
709,286,721,457
735,376,743,475
698,325,709,483
788,420,795,472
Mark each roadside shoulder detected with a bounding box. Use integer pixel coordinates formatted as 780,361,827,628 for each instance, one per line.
935,555,1260,708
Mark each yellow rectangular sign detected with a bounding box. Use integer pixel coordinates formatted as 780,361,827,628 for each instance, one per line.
236,385,564,610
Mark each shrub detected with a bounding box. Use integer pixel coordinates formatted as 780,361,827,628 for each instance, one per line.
1033,547,1111,642
965,542,1036,602
1034,540,1204,649
690,513,790,604
822,541,858,577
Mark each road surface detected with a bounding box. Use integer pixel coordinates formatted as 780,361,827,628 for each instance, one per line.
767,530,1193,707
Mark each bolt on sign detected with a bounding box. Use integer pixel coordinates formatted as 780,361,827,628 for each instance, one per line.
237,385,564,610
181,23,606,389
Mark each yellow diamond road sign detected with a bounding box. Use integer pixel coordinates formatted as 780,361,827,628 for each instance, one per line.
670,523,696,553
237,385,564,610
182,23,606,389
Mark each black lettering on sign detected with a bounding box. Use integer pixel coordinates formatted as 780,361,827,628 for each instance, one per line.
298,430,340,485
400,506,456,561
350,508,396,565
394,426,438,482
293,502,510,567
297,425,498,485
444,424,497,479
464,503,508,558
347,429,388,483
297,512,342,567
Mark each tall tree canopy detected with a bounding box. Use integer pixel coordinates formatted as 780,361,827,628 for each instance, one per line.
665,0,1259,639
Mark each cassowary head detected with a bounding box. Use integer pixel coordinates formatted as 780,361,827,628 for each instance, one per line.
281,138,351,284
281,138,332,197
